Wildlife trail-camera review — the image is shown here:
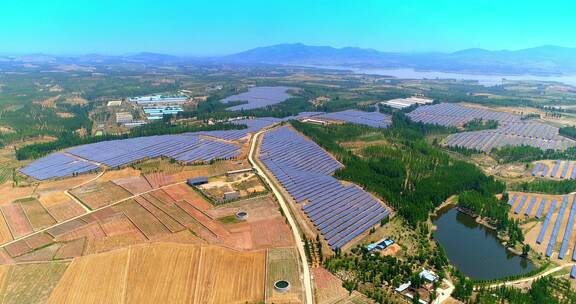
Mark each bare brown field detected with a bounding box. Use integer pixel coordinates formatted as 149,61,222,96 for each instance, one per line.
313,267,349,304
36,174,97,192
124,243,201,303
195,245,266,303
47,248,129,304
97,168,141,183
70,181,132,209
114,199,171,239
144,172,175,188
0,215,13,244
1,204,33,238
0,184,35,205
112,176,153,194
20,198,57,230
266,247,303,303
38,191,86,222
46,243,266,304
163,184,212,211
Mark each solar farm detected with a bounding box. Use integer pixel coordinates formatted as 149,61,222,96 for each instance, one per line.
508,192,576,260
221,86,297,111
313,110,392,128
532,160,576,180
18,153,100,180
407,103,520,127
19,134,241,180
444,123,576,152
259,126,390,250
407,103,576,152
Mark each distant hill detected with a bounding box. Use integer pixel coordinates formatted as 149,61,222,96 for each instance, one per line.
223,44,576,75
3,44,576,75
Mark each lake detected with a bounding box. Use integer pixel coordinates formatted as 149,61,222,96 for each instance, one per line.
311,66,576,87
432,207,535,280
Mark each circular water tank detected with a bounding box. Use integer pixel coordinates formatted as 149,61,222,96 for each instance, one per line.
274,280,290,293
235,211,248,220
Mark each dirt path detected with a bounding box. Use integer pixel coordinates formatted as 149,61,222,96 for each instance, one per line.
481,263,575,289
433,278,454,304
64,170,106,212
249,129,314,304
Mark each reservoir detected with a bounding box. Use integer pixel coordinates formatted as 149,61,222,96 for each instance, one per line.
432,207,535,280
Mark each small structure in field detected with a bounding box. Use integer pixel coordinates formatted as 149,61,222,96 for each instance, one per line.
274,280,291,293
235,211,248,220
367,238,395,251
223,190,240,201
187,177,208,186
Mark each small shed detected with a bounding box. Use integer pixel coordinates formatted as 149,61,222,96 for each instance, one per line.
223,191,240,201
187,177,208,186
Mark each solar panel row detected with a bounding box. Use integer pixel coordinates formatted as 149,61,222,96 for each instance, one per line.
532,160,576,180
260,126,390,250
315,110,392,128
410,103,575,152
445,130,575,152
18,153,100,180
20,133,243,179
407,103,519,127
536,199,557,244
546,196,569,257
559,196,576,259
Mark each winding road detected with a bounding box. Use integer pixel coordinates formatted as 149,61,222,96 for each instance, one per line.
248,128,314,304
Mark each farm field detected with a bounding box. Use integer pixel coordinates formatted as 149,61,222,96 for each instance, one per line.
0,262,69,304
46,243,266,304
69,181,132,209
266,247,303,303
0,181,293,263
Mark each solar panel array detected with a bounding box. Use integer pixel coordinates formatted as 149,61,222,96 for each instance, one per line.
546,196,569,257
221,86,296,111
571,265,576,279
20,133,241,179
407,103,519,127
192,117,284,141
18,153,100,180
559,196,576,259
533,160,576,180
314,110,392,128
536,199,557,244
409,103,575,152
444,124,575,152
67,135,240,167
512,192,576,260
260,126,390,249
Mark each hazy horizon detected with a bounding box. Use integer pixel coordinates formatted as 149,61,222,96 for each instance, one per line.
2,0,575,56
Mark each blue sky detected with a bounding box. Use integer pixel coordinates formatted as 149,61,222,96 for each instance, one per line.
1,0,575,55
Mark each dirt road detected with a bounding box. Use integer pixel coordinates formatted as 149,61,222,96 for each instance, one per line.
249,129,314,304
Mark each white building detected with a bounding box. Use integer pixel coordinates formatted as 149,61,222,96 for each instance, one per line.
381,97,434,110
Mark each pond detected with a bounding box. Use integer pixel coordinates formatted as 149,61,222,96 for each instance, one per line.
432,207,535,280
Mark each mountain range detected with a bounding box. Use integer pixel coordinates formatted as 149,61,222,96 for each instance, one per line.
3,43,576,75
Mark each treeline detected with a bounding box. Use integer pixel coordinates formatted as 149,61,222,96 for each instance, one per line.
513,179,576,194
560,126,576,140
463,119,498,131
474,277,576,304
491,145,576,163
15,122,245,160
458,190,524,245
291,113,503,227
0,103,93,148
